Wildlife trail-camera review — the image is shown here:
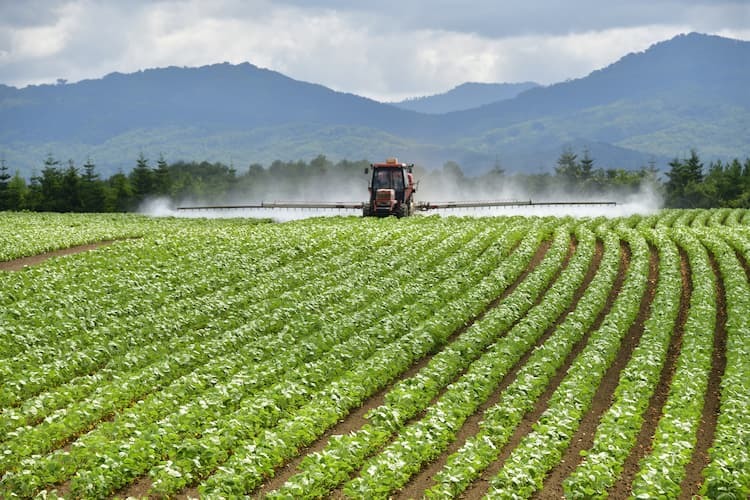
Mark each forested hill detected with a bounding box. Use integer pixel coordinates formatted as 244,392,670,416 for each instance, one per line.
1,32,748,178
445,32,750,135
0,62,426,143
434,32,750,170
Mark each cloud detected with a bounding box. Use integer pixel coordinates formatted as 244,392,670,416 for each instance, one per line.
0,0,69,28
275,0,750,37
0,0,747,101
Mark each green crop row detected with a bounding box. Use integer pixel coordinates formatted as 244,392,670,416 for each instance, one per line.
698,228,750,498
1,217,500,496
0,221,392,426
485,224,650,499
143,219,521,497
2,211,750,498
629,227,717,498
563,227,681,498
425,223,621,498
195,220,552,497
266,220,557,499
0,220,409,454
341,223,585,498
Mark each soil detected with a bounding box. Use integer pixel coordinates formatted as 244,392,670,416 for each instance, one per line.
533,245,659,499
459,241,631,500
395,236,594,499
607,248,692,499
735,250,750,283
680,254,727,498
118,476,154,499
253,236,557,498
0,241,118,271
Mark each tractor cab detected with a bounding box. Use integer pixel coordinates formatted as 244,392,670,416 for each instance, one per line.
364,158,416,217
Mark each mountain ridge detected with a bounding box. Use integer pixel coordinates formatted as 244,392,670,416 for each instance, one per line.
1,32,748,177
390,81,540,114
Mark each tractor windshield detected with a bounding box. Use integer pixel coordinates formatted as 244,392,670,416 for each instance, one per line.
372,168,404,191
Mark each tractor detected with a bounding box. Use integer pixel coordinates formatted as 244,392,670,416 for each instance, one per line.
363,158,416,217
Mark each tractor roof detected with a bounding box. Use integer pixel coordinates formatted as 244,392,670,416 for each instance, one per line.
372,157,411,168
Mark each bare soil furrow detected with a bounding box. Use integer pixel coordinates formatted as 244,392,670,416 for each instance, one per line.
459,241,630,499
680,254,727,499
189,237,554,498
606,248,692,499
534,244,658,499
395,237,595,499
734,249,750,283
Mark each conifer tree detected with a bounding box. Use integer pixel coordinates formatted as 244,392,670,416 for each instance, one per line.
0,157,10,210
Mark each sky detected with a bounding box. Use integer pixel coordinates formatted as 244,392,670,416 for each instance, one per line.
1,0,749,102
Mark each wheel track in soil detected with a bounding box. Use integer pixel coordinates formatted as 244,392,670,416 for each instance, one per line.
606,247,692,499
0,240,124,271
680,253,727,499
249,236,558,499
532,243,658,499
458,240,630,500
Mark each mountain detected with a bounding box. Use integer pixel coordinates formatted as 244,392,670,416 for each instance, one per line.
1,32,748,178
0,62,428,144
440,32,750,169
390,82,539,113
444,33,750,135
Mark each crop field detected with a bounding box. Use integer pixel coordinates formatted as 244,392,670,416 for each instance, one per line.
1,210,749,499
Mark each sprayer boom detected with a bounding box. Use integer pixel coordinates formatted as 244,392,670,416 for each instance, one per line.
177,201,365,211
177,198,616,214
416,200,616,210
176,158,616,216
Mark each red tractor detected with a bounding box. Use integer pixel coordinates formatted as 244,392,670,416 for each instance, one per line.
363,158,416,217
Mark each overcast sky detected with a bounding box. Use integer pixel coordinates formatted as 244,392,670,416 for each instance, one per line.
1,0,748,101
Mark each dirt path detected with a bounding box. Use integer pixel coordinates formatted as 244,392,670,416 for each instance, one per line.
170,237,555,499
680,254,727,498
607,248,692,499
0,241,119,271
534,244,659,499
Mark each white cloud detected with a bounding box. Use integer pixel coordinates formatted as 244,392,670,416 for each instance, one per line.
0,0,747,101
10,25,67,59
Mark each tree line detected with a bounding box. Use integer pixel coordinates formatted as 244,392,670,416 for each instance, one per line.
0,150,749,212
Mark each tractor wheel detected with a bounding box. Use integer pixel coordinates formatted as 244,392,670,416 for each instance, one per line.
397,202,411,218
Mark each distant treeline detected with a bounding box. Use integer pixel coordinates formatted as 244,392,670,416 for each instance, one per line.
0,150,749,212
